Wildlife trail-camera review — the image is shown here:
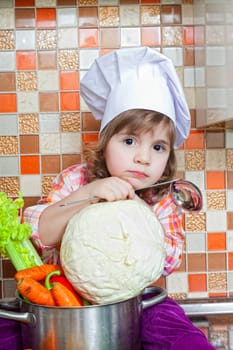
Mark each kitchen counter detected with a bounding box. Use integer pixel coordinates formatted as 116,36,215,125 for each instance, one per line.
178,297,233,317
178,298,233,349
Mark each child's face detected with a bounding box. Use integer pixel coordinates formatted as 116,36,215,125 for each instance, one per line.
104,123,171,190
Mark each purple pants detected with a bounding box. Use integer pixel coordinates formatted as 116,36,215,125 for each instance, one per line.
0,297,216,350
141,297,216,350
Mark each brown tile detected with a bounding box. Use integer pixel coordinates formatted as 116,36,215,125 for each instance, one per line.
187,253,206,272
228,212,233,230
0,73,16,91
62,154,81,169
151,276,166,289
38,50,57,70
177,254,186,272
20,135,39,154
227,171,233,189
206,130,225,148
208,253,226,271
15,8,35,28
161,5,181,25
120,0,139,3
23,196,40,210
39,92,59,112
184,47,194,66
82,112,101,132
100,28,120,49
57,0,76,5
78,7,98,27
41,155,60,174
2,259,16,278
190,109,196,128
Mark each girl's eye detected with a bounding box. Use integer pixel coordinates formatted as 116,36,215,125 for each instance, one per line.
124,138,135,145
153,144,165,151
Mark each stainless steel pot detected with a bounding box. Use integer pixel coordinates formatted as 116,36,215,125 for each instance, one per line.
0,286,167,350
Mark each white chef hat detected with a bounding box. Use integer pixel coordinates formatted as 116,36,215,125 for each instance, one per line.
80,46,190,148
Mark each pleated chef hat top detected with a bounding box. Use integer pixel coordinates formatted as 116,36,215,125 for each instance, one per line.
80,46,190,148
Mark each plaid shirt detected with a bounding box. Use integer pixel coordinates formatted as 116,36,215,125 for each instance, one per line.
24,163,184,276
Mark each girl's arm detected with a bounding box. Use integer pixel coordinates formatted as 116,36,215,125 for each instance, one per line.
24,165,135,247
153,194,185,276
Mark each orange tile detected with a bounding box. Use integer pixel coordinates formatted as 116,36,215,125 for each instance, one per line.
16,51,36,70
16,0,34,5
79,28,98,48
36,8,56,28
228,252,233,270
183,26,194,46
20,155,40,174
60,92,80,111
0,94,17,112
209,292,227,298
82,133,98,143
141,27,161,46
208,232,226,251
188,273,207,292
185,130,205,149
59,71,79,91
206,171,225,190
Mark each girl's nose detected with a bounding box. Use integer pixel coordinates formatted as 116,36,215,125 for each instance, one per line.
134,149,150,164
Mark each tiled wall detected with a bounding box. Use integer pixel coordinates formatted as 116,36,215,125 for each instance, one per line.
0,0,233,300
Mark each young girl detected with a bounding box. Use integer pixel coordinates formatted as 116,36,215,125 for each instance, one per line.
23,47,215,350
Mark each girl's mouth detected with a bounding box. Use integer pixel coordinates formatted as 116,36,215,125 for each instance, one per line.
128,171,148,179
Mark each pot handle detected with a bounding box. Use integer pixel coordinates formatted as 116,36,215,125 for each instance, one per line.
142,286,168,310
0,298,36,326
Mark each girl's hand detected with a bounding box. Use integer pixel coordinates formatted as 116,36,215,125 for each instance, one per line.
85,177,135,202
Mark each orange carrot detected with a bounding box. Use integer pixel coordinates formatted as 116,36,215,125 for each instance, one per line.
15,264,63,282
17,277,56,306
50,282,82,307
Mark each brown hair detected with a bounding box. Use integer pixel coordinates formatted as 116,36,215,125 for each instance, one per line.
83,109,177,197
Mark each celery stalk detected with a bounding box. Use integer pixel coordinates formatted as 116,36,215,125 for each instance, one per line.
0,192,43,270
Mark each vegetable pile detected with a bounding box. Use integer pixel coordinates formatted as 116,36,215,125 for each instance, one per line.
61,199,165,304
0,192,43,270
0,192,85,307
15,264,84,307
